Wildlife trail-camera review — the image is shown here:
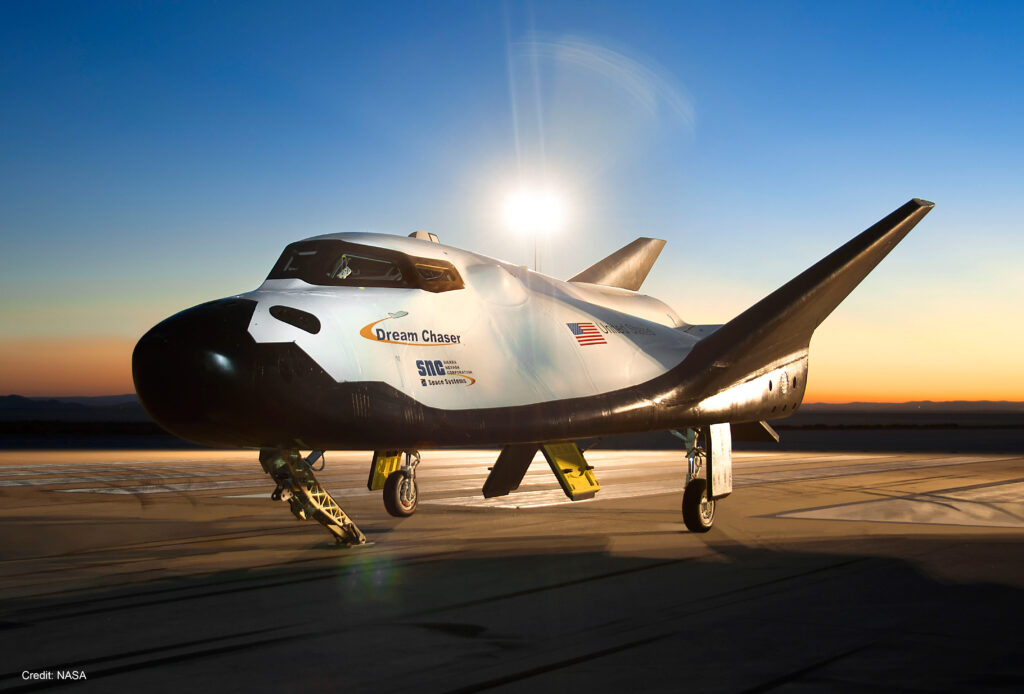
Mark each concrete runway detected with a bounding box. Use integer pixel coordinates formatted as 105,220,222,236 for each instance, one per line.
1,448,1022,692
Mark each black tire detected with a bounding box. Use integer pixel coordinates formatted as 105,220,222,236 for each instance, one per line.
383,470,418,517
682,479,715,532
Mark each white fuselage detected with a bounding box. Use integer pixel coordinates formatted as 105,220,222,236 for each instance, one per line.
132,199,931,451
243,232,701,411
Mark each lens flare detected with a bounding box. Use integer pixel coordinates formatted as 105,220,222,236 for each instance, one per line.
502,189,566,234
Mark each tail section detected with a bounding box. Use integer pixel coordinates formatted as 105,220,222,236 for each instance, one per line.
569,237,666,291
672,199,934,401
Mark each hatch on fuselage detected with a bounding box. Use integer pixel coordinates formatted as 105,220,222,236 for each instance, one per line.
408,230,440,243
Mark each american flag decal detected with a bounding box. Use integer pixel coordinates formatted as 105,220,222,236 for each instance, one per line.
566,322,606,346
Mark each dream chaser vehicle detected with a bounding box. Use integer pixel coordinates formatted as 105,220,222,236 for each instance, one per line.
133,199,934,544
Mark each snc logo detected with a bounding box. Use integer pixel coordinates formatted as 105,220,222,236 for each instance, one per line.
416,360,446,377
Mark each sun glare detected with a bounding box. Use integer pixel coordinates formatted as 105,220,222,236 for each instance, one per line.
502,189,567,234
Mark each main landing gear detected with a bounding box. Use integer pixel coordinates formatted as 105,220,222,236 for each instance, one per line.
678,429,713,533
382,451,420,517
367,449,420,517
682,478,715,532
366,450,421,515
675,424,732,533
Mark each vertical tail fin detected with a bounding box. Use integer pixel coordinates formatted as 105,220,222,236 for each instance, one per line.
569,237,666,291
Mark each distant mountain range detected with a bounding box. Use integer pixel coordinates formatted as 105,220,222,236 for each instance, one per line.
1,394,1021,424
796,401,1024,413
0,394,150,422
779,401,1024,428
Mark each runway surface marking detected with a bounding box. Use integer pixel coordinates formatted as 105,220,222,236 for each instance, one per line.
777,478,1024,528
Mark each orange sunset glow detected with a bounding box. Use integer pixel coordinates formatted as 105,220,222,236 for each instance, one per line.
0,338,136,397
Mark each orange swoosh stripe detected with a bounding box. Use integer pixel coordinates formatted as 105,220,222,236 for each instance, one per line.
359,317,447,347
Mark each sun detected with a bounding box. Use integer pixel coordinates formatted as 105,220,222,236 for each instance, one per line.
501,188,567,234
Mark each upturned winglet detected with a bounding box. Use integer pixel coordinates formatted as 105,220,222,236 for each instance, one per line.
676,198,934,397
569,237,666,291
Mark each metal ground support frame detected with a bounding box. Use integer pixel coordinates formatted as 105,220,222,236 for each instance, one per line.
541,441,600,501
259,449,367,546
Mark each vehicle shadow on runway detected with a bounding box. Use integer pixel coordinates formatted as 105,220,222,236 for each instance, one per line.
1,534,1022,693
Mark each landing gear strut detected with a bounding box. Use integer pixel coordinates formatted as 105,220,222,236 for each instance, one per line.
260,449,367,546
383,451,420,517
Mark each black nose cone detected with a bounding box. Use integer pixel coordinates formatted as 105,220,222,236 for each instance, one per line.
133,298,260,446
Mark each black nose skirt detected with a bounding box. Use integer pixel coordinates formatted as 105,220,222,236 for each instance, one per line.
132,298,262,447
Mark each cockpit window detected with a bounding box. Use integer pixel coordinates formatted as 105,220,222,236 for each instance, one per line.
268,240,463,293
275,248,321,277
415,264,453,282
413,263,461,292
329,253,404,282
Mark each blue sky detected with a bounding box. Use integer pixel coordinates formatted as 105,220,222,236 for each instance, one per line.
1,1,1021,398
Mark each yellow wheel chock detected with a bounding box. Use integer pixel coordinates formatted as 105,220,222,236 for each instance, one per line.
541,441,600,501
367,450,403,491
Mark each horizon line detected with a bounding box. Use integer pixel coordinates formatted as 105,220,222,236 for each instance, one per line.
5,393,1024,406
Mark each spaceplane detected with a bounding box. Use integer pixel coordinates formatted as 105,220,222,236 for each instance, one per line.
133,199,934,544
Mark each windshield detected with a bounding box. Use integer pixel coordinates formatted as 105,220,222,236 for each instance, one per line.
268,240,463,292
328,253,404,282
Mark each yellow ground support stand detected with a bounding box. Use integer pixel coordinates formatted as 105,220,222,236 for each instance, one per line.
367,450,403,491
259,449,367,546
541,441,600,501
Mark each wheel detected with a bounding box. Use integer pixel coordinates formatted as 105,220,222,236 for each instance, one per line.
682,478,715,532
383,470,418,517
